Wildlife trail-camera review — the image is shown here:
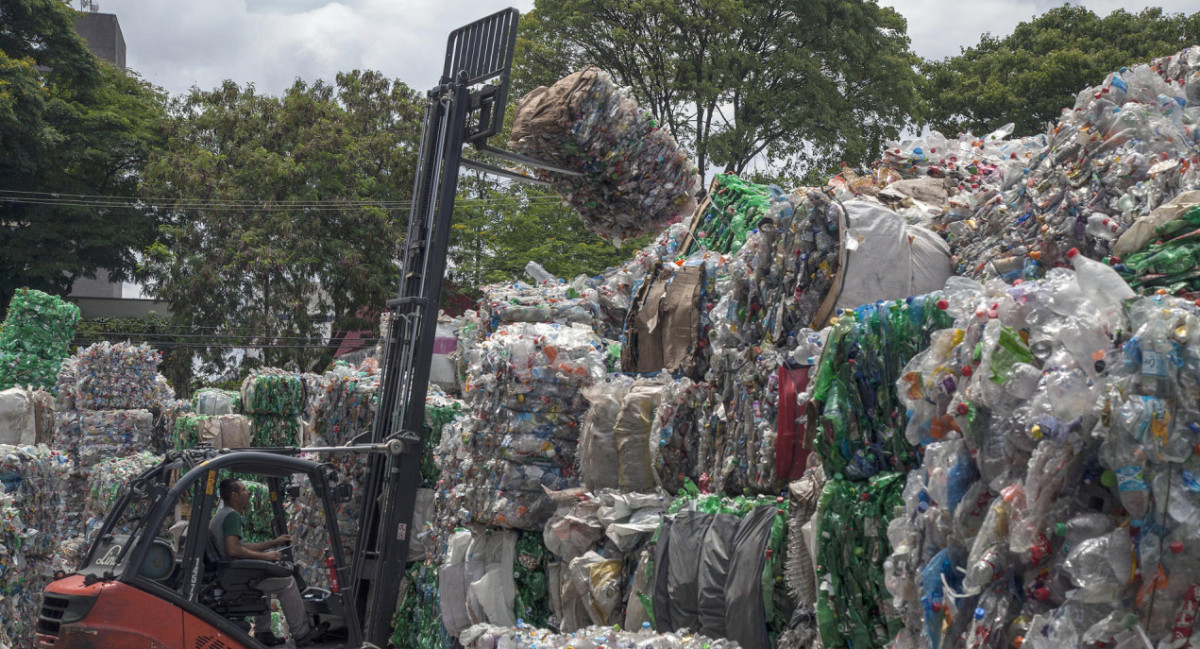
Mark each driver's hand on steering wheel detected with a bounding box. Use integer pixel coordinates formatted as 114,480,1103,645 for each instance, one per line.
273,534,291,547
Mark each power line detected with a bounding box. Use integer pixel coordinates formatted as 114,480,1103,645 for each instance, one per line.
0,190,568,212
74,330,371,341
70,338,379,350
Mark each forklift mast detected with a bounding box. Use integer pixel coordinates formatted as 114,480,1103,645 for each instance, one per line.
347,8,523,645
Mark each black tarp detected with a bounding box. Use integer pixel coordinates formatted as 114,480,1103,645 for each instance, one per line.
696,512,740,638
651,517,674,632
724,506,776,649
667,510,711,632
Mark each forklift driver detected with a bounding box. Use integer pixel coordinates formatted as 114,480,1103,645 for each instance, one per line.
211,478,317,647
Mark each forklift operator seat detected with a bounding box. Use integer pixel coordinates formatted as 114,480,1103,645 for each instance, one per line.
199,526,291,626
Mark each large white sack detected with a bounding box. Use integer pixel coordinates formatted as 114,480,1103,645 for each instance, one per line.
0,388,36,446
834,200,953,312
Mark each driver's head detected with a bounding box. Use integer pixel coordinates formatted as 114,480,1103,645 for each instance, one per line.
218,478,250,512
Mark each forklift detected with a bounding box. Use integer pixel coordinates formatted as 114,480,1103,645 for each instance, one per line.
36,7,577,648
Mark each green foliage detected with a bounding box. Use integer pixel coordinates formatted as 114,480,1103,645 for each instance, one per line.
0,0,168,309
514,0,922,180
923,6,1200,137
447,171,646,289
139,72,423,376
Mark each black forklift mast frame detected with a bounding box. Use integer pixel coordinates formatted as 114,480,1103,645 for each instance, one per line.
347,8,574,645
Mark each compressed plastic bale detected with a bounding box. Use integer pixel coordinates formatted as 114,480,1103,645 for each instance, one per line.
579,377,632,492
0,388,36,445
0,288,80,356
71,342,163,410
249,413,300,447
192,388,240,416
808,293,953,480
241,369,306,416
0,289,79,392
391,563,451,649
614,377,670,492
723,505,781,649
513,532,553,629
55,409,154,468
456,623,742,649
814,473,906,649
510,67,701,246
567,551,624,627
649,378,707,495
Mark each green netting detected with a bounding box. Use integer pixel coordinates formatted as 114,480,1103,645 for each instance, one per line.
814,472,905,649
390,563,451,649
692,174,773,256
810,294,953,480
250,414,300,447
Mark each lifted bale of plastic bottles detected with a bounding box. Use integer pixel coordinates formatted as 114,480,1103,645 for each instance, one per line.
509,67,702,246
0,288,80,391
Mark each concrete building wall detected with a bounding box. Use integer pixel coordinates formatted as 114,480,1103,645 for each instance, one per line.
73,12,125,69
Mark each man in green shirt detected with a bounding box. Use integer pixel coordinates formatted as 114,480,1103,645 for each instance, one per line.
210,478,316,647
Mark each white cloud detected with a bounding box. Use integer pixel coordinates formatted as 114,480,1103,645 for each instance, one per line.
101,0,1194,98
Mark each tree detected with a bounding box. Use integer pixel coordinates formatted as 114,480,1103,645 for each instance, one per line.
0,0,167,309
513,0,923,180
446,171,646,290
923,6,1200,137
139,72,423,385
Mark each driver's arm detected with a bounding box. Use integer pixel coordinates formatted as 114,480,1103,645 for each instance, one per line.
225,534,282,561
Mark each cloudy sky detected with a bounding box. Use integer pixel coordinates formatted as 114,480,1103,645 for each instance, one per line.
91,0,1197,99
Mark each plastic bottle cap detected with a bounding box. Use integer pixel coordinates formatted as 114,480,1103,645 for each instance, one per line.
1066,247,1080,259
1033,587,1051,601
1055,523,1067,537
975,608,986,621
936,299,949,310
957,403,970,415
1100,470,1117,488
1171,541,1184,554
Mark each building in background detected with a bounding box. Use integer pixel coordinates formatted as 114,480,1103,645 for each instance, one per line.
64,6,170,318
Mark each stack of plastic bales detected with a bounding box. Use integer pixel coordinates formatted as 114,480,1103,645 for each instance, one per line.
436,322,606,532
53,342,163,469
0,288,80,391
241,369,305,447
0,445,74,648
509,67,701,246
864,46,1200,285
875,266,1200,649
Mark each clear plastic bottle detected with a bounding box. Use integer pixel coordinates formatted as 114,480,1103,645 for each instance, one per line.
1067,248,1135,326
